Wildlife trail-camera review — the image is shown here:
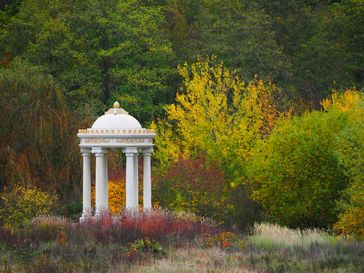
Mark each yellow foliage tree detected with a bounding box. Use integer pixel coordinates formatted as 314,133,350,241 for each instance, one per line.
321,89,364,113
154,58,289,183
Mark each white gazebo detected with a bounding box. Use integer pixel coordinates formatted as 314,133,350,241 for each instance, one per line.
77,102,155,221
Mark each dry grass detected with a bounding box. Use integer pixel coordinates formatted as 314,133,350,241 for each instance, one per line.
117,247,256,273
250,222,330,248
2,218,363,273
28,215,71,226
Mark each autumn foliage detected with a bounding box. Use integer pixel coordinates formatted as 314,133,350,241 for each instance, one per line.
155,153,226,221
91,167,143,214
153,59,287,227
154,58,289,180
0,61,82,198
154,59,364,236
26,210,219,245
0,56,363,240
0,185,56,230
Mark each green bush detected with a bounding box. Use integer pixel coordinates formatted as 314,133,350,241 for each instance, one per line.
247,110,349,228
127,238,166,261
247,90,364,229
0,185,56,230
58,201,82,220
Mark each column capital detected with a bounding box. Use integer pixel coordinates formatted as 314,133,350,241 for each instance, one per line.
142,147,153,155
123,147,138,155
80,147,91,155
92,147,107,156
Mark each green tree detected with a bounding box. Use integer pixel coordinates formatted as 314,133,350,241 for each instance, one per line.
257,0,364,102
73,0,175,122
197,1,290,84
165,0,291,84
0,0,22,26
247,90,363,228
0,0,175,123
165,0,204,62
329,0,364,89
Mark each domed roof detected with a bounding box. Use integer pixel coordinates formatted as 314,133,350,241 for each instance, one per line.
91,102,142,130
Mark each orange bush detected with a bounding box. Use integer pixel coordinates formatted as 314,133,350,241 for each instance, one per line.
91,176,143,214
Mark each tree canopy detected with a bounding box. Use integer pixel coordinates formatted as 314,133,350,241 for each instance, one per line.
1,0,175,121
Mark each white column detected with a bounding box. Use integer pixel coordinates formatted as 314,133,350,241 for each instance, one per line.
134,153,139,209
124,147,137,211
103,152,108,210
94,148,108,216
80,148,91,221
143,148,153,210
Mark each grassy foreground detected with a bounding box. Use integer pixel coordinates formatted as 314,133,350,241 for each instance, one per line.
0,212,363,273
131,224,364,273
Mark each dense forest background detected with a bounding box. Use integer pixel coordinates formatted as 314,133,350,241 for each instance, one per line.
0,0,363,237
1,0,363,120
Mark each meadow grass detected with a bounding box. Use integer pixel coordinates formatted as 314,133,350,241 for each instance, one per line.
248,222,333,249
244,222,363,273
0,215,363,273
122,247,256,273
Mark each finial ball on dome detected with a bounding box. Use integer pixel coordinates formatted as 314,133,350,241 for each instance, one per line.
113,101,120,108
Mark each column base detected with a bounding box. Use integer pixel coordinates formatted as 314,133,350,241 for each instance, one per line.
95,207,110,218
79,213,92,223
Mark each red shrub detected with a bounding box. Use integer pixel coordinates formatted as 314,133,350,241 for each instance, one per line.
78,209,219,245
154,153,227,220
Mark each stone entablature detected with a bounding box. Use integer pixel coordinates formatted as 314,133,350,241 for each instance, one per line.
78,128,155,148
78,129,155,134
80,138,153,146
